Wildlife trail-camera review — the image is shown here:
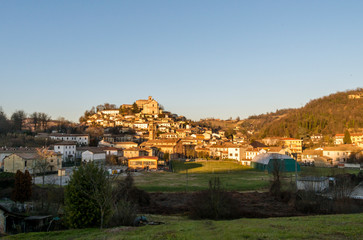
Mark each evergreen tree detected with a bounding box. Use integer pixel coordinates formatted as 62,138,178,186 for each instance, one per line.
343,130,352,144
12,170,32,203
132,102,140,114
65,163,113,229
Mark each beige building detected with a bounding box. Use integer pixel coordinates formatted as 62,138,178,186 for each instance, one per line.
135,96,160,115
141,138,183,159
4,151,62,174
280,138,303,160
113,142,138,149
123,147,149,159
142,96,160,115
350,133,363,144
128,156,158,170
322,145,362,165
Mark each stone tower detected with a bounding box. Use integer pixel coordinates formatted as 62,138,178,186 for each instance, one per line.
149,121,156,140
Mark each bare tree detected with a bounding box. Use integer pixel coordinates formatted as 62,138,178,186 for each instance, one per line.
30,112,40,130
34,148,53,186
270,159,284,197
39,113,51,130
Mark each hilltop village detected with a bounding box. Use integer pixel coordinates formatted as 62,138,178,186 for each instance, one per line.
1,94,363,236
2,95,363,174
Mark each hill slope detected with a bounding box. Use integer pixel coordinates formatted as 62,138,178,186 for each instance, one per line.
240,88,363,138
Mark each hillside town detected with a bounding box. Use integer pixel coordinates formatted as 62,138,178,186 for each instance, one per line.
1,95,363,236
1,96,363,175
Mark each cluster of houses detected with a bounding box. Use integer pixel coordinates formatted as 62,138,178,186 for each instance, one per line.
84,96,187,130
1,96,363,174
2,128,363,174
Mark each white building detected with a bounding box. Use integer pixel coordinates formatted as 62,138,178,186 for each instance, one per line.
54,141,76,161
334,134,344,145
101,109,119,115
227,145,243,161
82,149,106,164
133,123,149,129
50,133,89,146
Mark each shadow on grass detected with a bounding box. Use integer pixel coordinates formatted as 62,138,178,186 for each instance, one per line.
172,161,203,173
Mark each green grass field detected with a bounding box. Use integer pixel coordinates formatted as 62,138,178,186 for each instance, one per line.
132,161,271,192
6,213,363,240
129,161,361,192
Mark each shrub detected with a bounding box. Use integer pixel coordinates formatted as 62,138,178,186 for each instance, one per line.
108,199,137,227
108,174,150,227
189,177,240,220
114,173,150,206
0,172,15,189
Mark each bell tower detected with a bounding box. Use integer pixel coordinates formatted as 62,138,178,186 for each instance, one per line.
149,121,156,140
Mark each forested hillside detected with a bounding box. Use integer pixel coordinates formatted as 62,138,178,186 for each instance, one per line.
254,88,363,138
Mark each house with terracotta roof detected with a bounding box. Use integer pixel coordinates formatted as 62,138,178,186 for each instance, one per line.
322,145,363,165
301,149,323,163
141,138,183,159
113,141,138,149
209,145,228,159
123,147,149,159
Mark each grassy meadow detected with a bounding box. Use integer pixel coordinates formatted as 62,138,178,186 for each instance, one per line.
132,160,271,192
7,213,363,240
129,161,361,192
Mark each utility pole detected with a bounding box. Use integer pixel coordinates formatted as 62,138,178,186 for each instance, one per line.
294,153,298,187
186,167,188,192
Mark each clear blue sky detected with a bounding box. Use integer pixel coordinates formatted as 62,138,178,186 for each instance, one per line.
1,1,362,122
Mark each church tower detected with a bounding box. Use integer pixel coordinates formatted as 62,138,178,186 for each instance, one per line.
149,121,156,140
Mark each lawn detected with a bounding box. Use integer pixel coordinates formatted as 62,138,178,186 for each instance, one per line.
6,213,363,240
128,161,362,192
131,160,271,192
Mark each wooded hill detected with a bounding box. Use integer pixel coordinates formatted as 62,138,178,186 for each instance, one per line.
239,88,363,139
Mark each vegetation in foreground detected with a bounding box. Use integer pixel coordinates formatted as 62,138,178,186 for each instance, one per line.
5,213,363,240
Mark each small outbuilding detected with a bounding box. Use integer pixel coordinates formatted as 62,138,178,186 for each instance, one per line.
251,153,300,173
297,176,329,192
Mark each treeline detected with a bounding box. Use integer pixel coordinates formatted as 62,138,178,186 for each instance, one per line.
0,107,85,147
0,107,51,134
258,89,363,138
